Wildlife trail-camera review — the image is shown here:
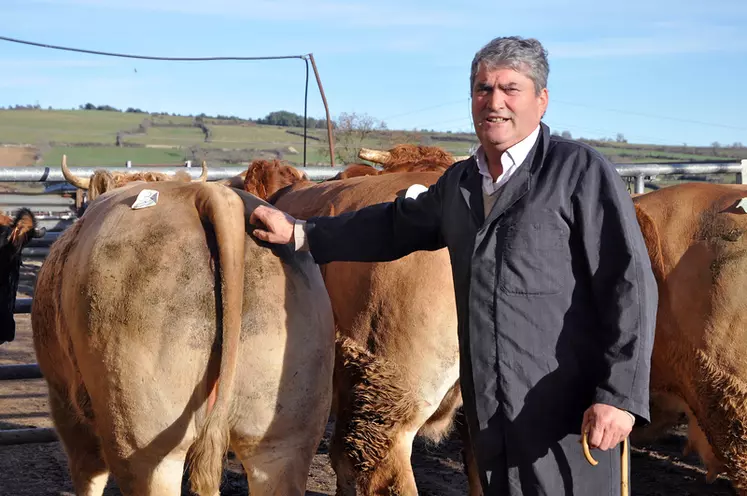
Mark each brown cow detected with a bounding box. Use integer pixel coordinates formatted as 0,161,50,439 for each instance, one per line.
32,160,335,495
240,159,461,495
332,144,456,180
61,155,209,201
0,208,45,344
632,182,747,493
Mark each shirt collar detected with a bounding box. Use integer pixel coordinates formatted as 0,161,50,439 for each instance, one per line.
475,124,541,182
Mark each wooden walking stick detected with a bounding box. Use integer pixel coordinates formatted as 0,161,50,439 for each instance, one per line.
582,430,629,496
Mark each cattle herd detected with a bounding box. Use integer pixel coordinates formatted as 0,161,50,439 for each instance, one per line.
1,146,747,495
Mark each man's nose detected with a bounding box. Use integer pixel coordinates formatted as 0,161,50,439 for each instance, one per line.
488,90,505,110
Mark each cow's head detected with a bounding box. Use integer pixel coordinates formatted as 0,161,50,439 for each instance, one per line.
0,209,45,344
329,163,381,181
359,144,455,174
242,159,309,202
61,155,209,201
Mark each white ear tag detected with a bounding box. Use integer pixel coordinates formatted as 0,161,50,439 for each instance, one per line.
405,184,428,200
131,189,159,210
736,198,747,213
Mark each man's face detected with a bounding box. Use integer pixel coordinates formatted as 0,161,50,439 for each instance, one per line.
471,64,548,154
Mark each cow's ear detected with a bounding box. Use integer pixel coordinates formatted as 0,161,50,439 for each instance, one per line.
8,209,36,250
634,203,665,281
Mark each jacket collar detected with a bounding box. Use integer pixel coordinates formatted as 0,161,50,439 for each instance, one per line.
459,122,551,227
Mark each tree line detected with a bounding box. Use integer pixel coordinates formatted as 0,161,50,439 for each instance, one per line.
76,104,329,128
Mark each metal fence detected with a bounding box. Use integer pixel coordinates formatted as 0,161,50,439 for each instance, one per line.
1,160,746,189
1,159,747,446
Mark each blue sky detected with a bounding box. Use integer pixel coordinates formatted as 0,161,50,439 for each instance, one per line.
2,0,746,146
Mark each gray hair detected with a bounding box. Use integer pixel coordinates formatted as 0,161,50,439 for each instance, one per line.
470,36,549,96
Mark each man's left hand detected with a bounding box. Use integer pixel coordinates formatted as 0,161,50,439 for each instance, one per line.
581,403,634,451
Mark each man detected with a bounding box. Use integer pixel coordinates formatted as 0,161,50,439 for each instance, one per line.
251,36,657,495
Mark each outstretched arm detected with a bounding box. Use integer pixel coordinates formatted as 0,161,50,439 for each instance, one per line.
250,178,447,264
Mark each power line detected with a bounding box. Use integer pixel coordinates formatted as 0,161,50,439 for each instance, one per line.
0,34,339,165
553,99,747,132
0,35,305,61
382,98,469,121
543,119,671,145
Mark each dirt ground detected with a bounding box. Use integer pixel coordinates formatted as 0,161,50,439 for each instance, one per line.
0,315,738,495
0,146,37,167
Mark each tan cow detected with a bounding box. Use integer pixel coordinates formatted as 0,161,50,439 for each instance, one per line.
32,158,334,495
60,155,209,201
241,158,461,495
632,182,747,493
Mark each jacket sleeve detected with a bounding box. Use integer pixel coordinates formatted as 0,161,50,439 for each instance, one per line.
572,154,658,425
304,174,448,265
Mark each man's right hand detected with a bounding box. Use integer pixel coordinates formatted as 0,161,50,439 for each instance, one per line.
249,205,296,245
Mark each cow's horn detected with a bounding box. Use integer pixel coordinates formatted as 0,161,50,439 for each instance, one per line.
192,161,209,182
358,148,392,165
61,155,90,190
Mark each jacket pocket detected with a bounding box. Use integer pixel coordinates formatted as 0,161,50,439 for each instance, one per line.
498,210,569,295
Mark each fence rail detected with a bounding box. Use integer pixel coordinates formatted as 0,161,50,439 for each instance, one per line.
0,165,348,183
1,160,746,193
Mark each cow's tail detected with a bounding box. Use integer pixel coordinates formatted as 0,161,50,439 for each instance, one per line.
188,183,246,495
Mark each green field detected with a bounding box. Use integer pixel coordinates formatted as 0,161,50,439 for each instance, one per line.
0,108,744,168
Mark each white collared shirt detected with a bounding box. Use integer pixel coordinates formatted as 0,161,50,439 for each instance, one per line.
475,124,541,196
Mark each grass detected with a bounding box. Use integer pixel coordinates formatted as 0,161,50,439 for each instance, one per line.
0,109,143,145
0,108,743,167
46,146,189,167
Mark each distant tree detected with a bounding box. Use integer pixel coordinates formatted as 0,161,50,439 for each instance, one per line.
137,118,152,133
732,142,744,148
561,130,572,139
195,122,212,143
616,133,627,143
257,110,328,129
320,112,388,164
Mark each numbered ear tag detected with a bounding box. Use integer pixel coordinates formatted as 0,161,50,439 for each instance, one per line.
737,198,747,213
131,189,159,210
405,184,428,199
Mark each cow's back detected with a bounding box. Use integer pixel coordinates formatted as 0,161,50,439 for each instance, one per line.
32,181,335,494
274,171,460,494
634,183,747,490
275,172,457,390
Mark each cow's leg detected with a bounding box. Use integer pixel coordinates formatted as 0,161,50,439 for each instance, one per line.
455,408,484,496
107,456,186,496
363,428,419,496
329,425,418,495
48,387,109,496
234,440,315,496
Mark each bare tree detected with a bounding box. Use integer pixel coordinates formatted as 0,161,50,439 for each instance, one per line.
321,112,389,164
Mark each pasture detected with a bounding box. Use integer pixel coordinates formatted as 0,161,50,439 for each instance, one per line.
2,108,745,169
0,109,478,167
